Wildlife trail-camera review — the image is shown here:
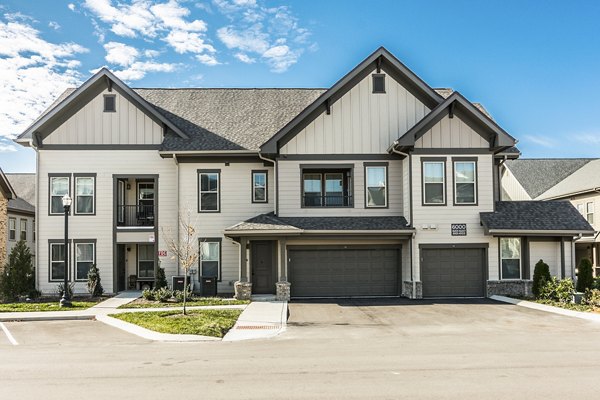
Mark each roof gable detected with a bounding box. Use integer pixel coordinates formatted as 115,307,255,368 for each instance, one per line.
0,169,16,200
260,46,444,154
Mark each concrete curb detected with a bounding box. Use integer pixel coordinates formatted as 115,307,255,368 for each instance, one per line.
112,304,248,313
0,313,96,322
95,314,221,342
490,295,600,323
223,301,288,342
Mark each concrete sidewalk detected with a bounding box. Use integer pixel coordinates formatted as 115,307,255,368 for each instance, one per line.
223,301,288,341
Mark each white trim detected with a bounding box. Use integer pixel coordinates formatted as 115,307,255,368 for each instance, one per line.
488,229,593,235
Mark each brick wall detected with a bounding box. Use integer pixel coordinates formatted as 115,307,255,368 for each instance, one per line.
0,192,7,270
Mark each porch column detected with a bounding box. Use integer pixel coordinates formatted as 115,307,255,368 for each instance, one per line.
560,237,566,279
239,237,248,282
593,243,598,278
279,238,287,281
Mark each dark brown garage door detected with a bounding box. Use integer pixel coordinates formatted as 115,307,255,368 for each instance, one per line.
421,247,485,297
288,247,400,297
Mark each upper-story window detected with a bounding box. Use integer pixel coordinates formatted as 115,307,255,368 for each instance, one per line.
252,171,268,203
75,175,95,215
8,217,16,241
198,170,220,212
372,74,385,93
301,167,353,208
454,160,477,205
422,160,445,205
587,202,594,224
49,175,70,215
365,164,387,208
104,94,116,112
578,204,584,215
20,219,27,241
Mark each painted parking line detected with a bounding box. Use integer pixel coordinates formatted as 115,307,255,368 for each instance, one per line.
0,322,19,346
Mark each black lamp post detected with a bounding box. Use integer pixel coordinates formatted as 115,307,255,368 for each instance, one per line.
60,194,72,308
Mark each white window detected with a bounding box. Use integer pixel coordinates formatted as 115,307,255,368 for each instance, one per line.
423,161,445,205
75,176,95,214
137,244,155,279
19,219,27,241
8,218,16,241
252,171,267,203
50,176,69,214
50,243,67,281
454,161,477,205
75,242,95,281
198,171,220,212
500,237,521,280
200,240,220,279
587,202,594,224
365,166,387,207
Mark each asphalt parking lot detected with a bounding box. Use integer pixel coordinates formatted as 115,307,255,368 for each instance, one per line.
2,299,600,399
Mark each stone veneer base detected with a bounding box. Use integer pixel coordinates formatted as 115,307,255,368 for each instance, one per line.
402,281,423,299
234,281,252,300
487,280,533,298
276,281,291,301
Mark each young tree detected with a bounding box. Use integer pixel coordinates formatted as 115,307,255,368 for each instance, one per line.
86,264,104,297
576,258,594,293
532,259,551,298
161,208,201,315
0,241,35,300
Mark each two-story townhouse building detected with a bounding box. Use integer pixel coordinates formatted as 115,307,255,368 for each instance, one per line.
0,168,17,269
501,158,600,276
16,47,593,299
5,173,36,261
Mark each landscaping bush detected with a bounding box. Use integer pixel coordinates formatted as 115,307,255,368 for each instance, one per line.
155,266,168,290
593,277,600,290
155,287,173,302
174,286,193,303
142,289,156,301
0,241,35,300
582,288,600,308
576,258,594,293
539,277,575,304
86,264,104,297
55,282,76,299
532,259,551,298
27,288,42,300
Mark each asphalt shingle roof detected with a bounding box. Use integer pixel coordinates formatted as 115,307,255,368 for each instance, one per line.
480,201,593,232
505,158,595,199
5,173,35,214
226,213,411,232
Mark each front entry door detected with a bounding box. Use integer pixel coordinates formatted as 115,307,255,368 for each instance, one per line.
117,245,127,292
251,241,276,294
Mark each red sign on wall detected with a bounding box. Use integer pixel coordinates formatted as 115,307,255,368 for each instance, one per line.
157,250,167,257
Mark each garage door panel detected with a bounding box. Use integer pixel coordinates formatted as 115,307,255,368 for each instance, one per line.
289,247,399,297
421,248,485,298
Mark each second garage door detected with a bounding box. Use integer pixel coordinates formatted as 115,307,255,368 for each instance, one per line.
288,247,399,297
421,247,485,297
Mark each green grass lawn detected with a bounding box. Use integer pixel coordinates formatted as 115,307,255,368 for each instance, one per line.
0,299,100,312
112,309,242,337
533,299,598,313
120,297,249,309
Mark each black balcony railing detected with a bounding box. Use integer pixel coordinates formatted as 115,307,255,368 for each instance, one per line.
117,204,155,227
303,194,353,207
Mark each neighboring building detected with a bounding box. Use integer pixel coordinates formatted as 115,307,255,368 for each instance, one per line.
5,173,36,261
501,158,600,276
0,168,17,269
15,47,593,299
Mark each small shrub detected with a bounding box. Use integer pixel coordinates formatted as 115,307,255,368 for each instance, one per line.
593,277,600,290
174,286,193,303
582,288,600,308
27,288,42,300
539,277,575,304
0,240,35,300
142,289,156,301
55,282,76,299
86,264,104,297
576,258,594,293
156,287,173,302
532,259,551,299
155,267,168,290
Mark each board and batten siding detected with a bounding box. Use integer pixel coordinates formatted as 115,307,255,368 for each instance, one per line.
529,241,562,278
415,115,489,149
410,153,499,281
36,150,178,294
277,159,403,217
178,162,274,294
44,89,163,145
500,167,531,201
280,67,429,155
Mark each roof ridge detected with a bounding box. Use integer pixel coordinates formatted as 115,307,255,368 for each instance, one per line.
132,87,328,91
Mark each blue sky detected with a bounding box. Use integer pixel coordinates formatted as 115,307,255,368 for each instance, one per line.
1,0,600,172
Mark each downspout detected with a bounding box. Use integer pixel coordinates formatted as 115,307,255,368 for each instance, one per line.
258,152,277,215
34,141,40,292
173,154,180,276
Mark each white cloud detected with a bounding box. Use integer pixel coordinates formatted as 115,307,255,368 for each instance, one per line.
164,29,215,54
0,141,17,152
0,15,88,139
262,45,300,73
234,52,255,63
195,53,219,66
104,41,139,67
524,135,557,148
68,3,76,11
575,133,600,145
217,25,268,53
48,21,61,30
144,49,160,58
150,0,207,32
112,61,177,81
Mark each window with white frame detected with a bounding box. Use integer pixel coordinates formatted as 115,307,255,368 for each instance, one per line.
50,242,67,281
50,176,70,214
137,244,155,279
20,219,27,241
75,242,95,281
423,161,445,205
75,176,95,214
200,240,220,279
365,165,387,207
198,170,220,212
587,202,594,224
454,161,477,204
500,237,521,280
8,218,16,241
252,171,267,203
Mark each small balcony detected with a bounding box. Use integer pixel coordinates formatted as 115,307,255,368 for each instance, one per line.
117,204,156,228
302,194,353,208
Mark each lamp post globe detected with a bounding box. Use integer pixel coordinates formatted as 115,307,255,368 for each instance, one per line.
60,194,72,307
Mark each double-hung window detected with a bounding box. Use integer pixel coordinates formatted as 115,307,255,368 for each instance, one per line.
423,161,445,205
500,237,521,280
252,171,268,203
75,242,95,281
8,218,16,241
20,219,27,241
137,244,155,279
50,242,67,281
365,164,387,208
200,239,221,279
50,175,70,214
198,170,220,212
75,176,95,214
454,160,477,205
587,202,594,224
